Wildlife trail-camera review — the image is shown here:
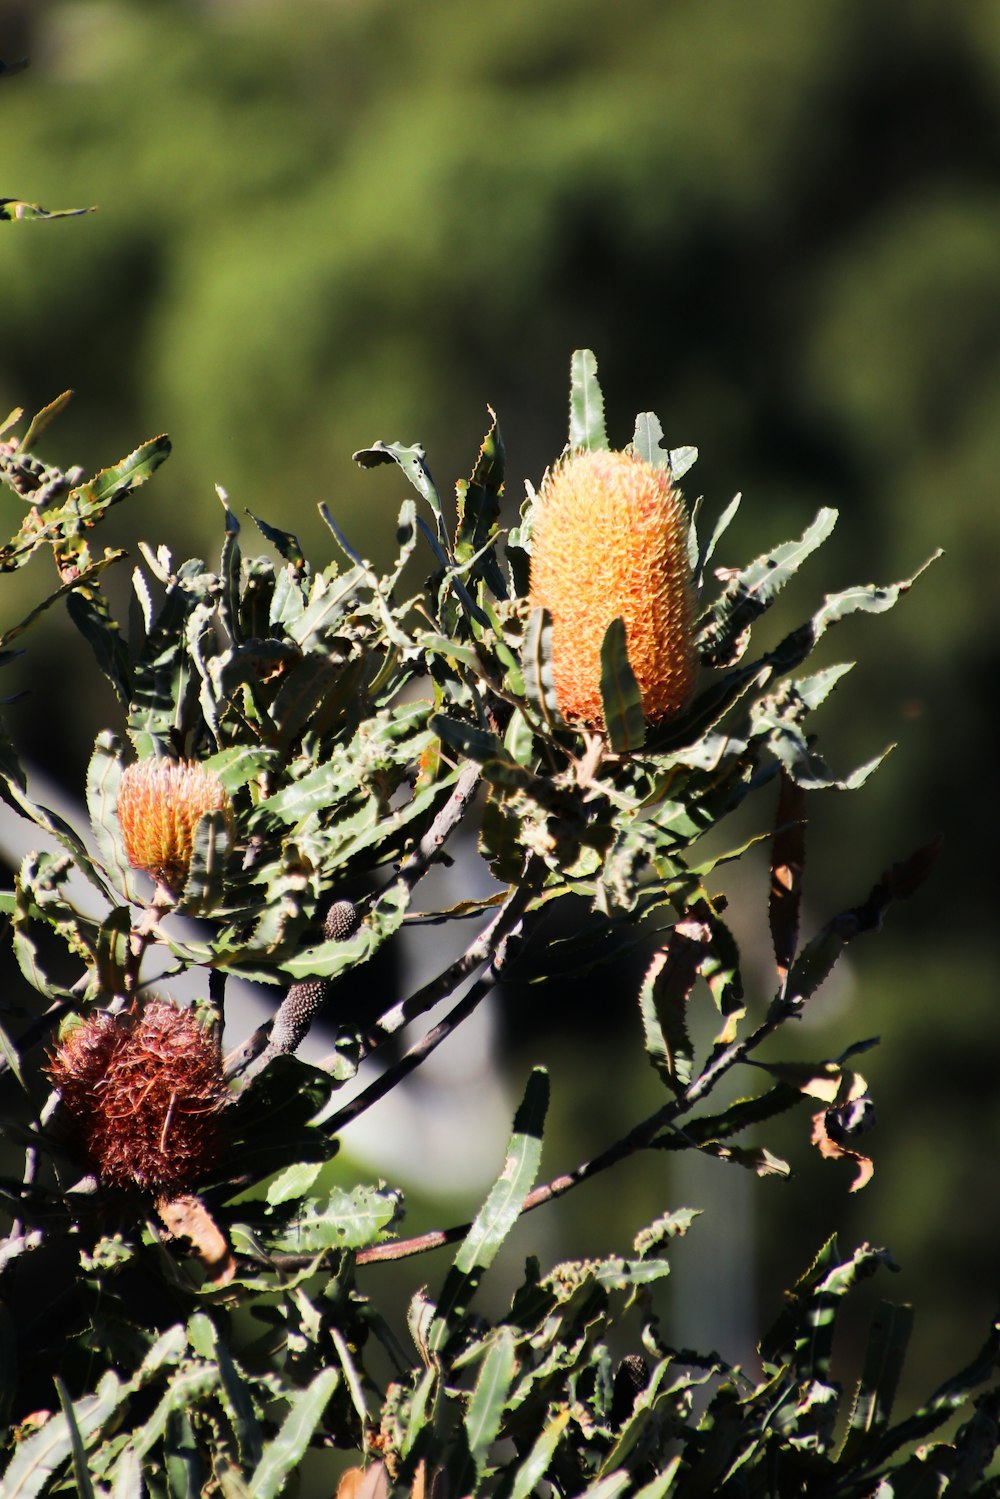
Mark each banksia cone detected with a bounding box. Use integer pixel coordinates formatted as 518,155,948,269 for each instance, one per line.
47,1000,227,1191
116,758,233,896
269,898,361,1055
529,450,696,728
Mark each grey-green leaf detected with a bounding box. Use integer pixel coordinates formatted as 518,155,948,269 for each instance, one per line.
248,1367,338,1499
569,349,608,452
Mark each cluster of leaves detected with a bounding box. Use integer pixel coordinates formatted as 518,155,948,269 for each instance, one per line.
0,342,994,1496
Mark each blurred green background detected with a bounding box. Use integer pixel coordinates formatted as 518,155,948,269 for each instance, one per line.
3,0,1000,1406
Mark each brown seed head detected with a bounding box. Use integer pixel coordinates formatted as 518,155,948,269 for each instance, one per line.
528,449,696,728
116,758,233,895
47,1000,227,1191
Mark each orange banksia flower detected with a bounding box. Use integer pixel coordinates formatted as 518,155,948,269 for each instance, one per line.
48,1000,227,1191
528,449,697,729
116,758,233,895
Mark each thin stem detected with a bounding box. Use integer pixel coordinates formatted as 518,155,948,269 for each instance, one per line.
356,869,537,1064
356,991,796,1267
395,760,481,893
321,865,541,1134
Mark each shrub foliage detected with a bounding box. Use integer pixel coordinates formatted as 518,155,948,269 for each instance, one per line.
1,181,995,1494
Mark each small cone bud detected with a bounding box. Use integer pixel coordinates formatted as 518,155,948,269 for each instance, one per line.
529,449,696,728
116,758,233,895
47,1000,227,1191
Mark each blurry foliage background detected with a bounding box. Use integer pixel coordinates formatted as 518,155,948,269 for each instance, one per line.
2,0,1000,1405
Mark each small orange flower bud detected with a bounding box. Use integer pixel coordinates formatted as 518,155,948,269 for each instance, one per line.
116,758,233,895
47,1000,227,1191
529,450,696,728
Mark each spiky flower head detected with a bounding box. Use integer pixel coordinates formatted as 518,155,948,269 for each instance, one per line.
47,1000,227,1191
116,758,233,896
528,449,697,729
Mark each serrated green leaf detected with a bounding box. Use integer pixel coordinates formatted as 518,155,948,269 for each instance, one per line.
110,1447,143,1499
503,1410,571,1499
696,506,838,668
19,392,73,449
95,905,133,997
86,730,137,902
0,549,127,652
455,409,508,599
839,1300,915,1467
203,745,278,794
248,1366,339,1499
430,1070,549,1355
638,936,702,1094
568,349,608,452
429,713,502,764
669,445,698,479
572,1471,631,1499
599,617,646,752
177,807,232,915
418,632,484,671
269,654,343,745
694,492,742,589
630,411,668,468
464,1327,517,1475
521,606,561,733
215,1340,264,1469
1,1371,126,1498
264,1160,324,1206
264,1185,402,1253
224,1055,340,1188
455,1067,548,1276
247,511,306,567
352,440,445,540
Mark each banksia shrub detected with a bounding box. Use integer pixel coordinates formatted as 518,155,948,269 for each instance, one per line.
116,757,233,896
529,448,696,728
47,999,227,1191
2,352,957,1496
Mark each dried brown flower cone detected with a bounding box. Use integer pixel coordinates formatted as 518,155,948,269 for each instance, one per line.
47,1000,228,1191
529,449,696,728
116,758,233,895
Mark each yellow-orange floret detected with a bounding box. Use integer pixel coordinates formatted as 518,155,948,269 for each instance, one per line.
116,758,233,896
528,449,696,728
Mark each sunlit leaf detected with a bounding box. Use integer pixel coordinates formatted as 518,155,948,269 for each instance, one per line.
568,348,608,452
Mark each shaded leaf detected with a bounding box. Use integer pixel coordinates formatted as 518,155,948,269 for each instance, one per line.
638,926,707,1094
247,511,306,567
599,617,646,752
839,1300,915,1467
695,507,838,668
454,408,507,599
770,771,806,991
502,1409,570,1499
521,606,561,733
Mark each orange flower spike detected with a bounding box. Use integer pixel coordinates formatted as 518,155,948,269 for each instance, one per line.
116,758,233,896
529,449,697,729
